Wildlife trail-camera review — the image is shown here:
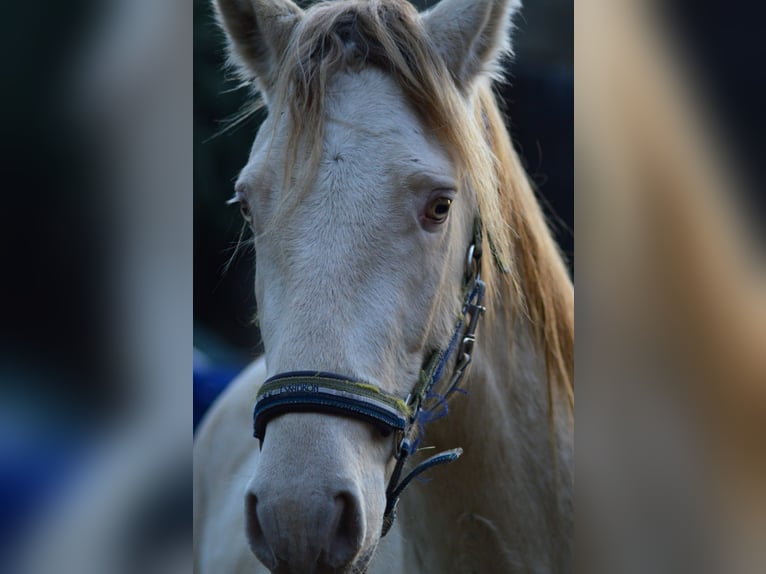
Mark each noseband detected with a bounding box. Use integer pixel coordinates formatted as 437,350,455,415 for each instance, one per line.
253,219,487,536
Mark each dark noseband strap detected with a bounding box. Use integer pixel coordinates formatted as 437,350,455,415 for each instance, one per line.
253,372,410,441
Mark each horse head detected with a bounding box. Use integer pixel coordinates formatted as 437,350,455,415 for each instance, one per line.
213,0,520,571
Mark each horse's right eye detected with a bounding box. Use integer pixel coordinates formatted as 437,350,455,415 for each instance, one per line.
425,197,453,223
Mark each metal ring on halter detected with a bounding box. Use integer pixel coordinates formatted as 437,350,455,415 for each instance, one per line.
465,244,477,281
461,335,475,356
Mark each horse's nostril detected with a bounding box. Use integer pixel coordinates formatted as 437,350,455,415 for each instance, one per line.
244,492,277,570
245,485,365,571
326,491,364,568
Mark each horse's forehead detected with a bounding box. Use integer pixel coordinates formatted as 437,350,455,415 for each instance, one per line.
319,70,451,183
248,69,451,199
259,69,442,164
324,69,424,143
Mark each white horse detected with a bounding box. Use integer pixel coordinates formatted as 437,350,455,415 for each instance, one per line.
194,0,573,572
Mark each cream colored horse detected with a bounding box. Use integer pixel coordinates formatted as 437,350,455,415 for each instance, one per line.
194,0,573,572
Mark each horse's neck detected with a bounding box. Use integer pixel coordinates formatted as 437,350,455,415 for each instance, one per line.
396,306,573,573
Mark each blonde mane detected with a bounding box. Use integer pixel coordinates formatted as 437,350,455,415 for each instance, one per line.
261,0,573,408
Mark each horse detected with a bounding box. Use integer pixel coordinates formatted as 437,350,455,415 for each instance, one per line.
194,0,574,572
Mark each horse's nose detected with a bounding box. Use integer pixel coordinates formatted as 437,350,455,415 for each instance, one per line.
245,487,364,572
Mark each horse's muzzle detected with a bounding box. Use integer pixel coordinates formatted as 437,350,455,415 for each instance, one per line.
246,480,364,573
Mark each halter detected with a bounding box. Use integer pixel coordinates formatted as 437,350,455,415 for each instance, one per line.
252,218,487,536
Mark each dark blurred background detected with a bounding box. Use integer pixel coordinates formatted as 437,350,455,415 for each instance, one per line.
0,0,110,563
661,0,766,224
1,1,192,572
193,0,575,423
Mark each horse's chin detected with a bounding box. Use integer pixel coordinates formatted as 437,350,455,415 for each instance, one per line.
330,541,377,574
348,543,376,574
266,542,377,574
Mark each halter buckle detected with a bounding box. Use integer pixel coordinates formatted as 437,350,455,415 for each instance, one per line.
461,334,476,356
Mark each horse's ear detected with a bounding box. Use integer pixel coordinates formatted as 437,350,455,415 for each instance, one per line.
422,0,520,88
214,0,303,91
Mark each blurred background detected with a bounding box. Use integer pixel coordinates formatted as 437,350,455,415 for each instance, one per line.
1,0,191,572
193,0,575,426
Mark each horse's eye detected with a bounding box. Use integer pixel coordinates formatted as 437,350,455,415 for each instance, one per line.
240,201,252,224
228,192,253,225
425,197,452,223
230,193,252,224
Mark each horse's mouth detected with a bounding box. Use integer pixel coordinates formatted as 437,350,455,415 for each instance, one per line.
266,543,375,574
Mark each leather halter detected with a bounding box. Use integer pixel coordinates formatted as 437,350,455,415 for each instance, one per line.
252,218,487,536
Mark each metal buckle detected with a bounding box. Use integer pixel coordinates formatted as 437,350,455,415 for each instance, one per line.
461,334,475,356
464,304,485,338
393,429,406,459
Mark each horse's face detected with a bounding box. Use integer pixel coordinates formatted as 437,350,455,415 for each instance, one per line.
214,0,519,571
238,67,473,572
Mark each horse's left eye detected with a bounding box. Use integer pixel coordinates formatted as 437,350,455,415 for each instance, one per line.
240,201,252,224
231,193,252,224
228,192,253,225
425,197,453,223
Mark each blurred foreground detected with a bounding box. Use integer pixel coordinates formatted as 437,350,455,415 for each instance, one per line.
577,1,766,573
